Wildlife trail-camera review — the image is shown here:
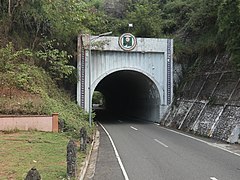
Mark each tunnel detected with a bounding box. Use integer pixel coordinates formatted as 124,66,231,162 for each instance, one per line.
93,70,161,122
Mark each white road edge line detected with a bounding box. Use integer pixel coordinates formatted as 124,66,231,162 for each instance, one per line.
99,123,129,180
159,126,240,157
154,139,168,148
210,177,218,180
130,126,138,131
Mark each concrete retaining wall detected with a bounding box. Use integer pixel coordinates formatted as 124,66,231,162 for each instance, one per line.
0,113,58,132
161,54,240,143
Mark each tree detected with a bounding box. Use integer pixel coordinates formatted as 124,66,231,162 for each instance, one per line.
35,40,75,83
125,0,164,37
217,0,240,68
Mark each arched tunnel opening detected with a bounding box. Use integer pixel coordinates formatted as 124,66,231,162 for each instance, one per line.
93,70,160,122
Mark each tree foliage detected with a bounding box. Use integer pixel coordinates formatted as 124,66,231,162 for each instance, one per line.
0,0,108,87
1,0,240,86
35,40,75,82
0,42,33,90
126,1,163,37
105,0,240,67
217,0,240,67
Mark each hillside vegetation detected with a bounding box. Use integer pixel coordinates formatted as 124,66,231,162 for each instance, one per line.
103,0,240,68
0,0,101,133
1,0,240,133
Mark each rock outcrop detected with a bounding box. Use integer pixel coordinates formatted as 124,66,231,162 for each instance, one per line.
102,0,129,18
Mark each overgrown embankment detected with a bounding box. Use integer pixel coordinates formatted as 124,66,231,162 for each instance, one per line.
0,42,90,179
0,43,89,135
0,0,103,134
161,54,240,143
0,1,101,179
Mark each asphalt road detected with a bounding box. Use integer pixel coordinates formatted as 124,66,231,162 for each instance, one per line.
98,117,240,180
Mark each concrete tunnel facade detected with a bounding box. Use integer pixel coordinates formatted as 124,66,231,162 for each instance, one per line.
77,35,173,122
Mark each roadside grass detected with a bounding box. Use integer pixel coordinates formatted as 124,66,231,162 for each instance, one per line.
0,131,86,180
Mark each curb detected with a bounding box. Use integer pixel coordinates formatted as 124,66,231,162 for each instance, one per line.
79,128,99,180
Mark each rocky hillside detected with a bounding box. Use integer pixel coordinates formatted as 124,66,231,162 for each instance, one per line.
161,54,240,143
103,0,128,17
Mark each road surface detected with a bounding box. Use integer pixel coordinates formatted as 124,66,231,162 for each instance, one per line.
97,116,240,180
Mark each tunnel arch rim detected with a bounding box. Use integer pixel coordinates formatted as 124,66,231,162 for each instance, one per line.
91,67,164,104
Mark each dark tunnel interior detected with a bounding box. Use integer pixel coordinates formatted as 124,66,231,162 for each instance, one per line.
94,70,160,122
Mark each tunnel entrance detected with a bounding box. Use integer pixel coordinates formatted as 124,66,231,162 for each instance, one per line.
94,70,160,122
77,36,173,121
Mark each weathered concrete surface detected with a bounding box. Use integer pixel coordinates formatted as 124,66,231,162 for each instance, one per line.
161,54,240,143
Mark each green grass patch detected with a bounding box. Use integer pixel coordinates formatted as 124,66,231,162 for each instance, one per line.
0,131,87,180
